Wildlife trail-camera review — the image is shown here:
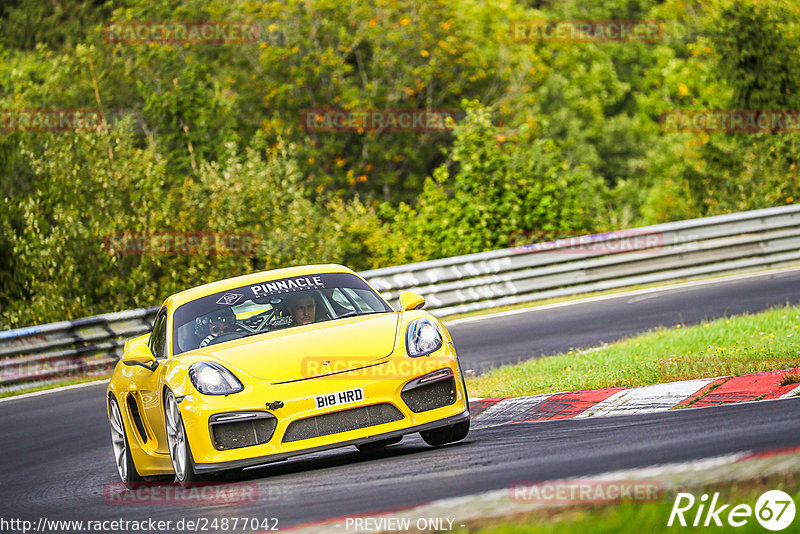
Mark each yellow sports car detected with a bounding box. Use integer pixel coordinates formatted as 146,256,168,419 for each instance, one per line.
106,264,469,487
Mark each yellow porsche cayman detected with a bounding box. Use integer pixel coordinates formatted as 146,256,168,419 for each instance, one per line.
106,264,469,487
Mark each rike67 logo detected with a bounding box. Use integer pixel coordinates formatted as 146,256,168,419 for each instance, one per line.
668,490,796,531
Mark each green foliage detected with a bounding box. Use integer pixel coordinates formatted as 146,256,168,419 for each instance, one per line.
687,0,800,216
0,0,111,51
708,0,800,110
1,0,800,327
2,124,170,325
0,122,351,326
382,102,606,263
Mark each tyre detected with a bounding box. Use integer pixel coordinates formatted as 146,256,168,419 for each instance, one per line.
355,436,402,452
108,396,144,489
420,419,470,447
164,390,203,487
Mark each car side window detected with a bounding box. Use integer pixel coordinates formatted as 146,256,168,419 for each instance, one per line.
330,288,356,312
342,288,371,311
149,312,168,359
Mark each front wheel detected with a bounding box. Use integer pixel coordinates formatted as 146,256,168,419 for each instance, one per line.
164,390,203,487
420,419,470,447
108,396,144,489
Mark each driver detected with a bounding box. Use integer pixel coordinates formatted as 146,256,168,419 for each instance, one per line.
288,292,316,326
195,307,236,347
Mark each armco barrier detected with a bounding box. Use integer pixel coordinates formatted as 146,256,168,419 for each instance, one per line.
1,204,799,391
0,308,158,391
361,204,800,316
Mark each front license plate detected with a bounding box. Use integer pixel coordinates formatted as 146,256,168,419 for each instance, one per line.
315,387,364,409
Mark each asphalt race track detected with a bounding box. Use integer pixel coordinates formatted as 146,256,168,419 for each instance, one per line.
449,268,800,372
2,269,800,530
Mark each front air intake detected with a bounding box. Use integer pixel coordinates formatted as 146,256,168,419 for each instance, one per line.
209,412,277,450
401,369,457,413
282,403,404,442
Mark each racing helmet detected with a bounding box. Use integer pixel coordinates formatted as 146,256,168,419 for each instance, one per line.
194,306,236,337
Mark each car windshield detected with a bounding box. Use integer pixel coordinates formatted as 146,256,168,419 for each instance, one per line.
172,272,393,355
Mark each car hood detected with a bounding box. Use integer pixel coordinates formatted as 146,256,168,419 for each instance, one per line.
187,313,399,383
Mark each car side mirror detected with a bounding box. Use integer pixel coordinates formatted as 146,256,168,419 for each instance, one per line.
399,291,426,312
121,342,159,372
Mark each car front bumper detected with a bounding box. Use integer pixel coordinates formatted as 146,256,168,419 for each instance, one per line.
178,348,469,473
192,409,469,473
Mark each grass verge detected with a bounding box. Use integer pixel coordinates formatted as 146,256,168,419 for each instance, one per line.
466,305,800,398
779,372,800,387
454,473,799,534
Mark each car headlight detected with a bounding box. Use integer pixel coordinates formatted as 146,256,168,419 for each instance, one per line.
406,319,443,357
188,362,243,395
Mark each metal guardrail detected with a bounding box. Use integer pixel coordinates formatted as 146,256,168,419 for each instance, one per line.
361,204,800,316
0,308,158,391
2,204,799,391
